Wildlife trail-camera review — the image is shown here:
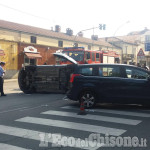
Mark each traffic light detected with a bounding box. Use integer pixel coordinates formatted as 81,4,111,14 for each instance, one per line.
99,24,106,30
99,24,102,30
103,24,106,30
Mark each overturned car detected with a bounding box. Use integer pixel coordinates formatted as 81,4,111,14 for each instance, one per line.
18,52,76,94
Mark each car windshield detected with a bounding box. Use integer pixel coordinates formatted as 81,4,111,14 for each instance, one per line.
62,51,84,61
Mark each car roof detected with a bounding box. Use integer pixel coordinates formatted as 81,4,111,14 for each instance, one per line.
77,63,133,67
76,63,150,72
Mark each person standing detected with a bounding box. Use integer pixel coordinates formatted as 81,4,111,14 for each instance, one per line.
142,63,149,70
0,62,6,96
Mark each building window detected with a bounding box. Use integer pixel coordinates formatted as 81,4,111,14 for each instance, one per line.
31,36,37,44
58,41,63,47
88,45,91,50
145,35,150,42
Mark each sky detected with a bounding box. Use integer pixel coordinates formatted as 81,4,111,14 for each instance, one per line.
0,0,149,38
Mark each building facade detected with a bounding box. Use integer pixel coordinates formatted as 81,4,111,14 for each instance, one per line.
0,20,121,78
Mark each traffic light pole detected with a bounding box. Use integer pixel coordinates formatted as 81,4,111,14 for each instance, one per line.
73,24,106,44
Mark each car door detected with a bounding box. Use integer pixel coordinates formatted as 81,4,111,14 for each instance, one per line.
122,66,150,103
97,65,126,103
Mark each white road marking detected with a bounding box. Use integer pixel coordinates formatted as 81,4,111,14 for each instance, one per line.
16,116,126,136
0,143,29,150
0,104,49,114
0,125,103,150
19,105,49,111
41,110,141,125
62,106,150,117
0,107,28,114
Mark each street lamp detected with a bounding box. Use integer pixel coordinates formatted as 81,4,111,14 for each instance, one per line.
113,21,130,37
112,21,130,64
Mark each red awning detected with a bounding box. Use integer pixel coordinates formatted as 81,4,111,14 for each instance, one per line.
25,52,42,59
0,49,5,56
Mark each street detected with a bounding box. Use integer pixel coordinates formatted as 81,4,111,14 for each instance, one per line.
0,80,149,150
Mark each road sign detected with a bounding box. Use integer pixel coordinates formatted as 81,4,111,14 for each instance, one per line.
137,49,145,56
145,43,150,51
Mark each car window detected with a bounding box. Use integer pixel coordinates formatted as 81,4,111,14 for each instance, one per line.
98,66,120,77
85,52,90,60
125,67,149,79
78,67,93,76
96,53,100,61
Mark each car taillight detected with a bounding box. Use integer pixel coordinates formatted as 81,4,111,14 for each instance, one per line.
70,74,81,83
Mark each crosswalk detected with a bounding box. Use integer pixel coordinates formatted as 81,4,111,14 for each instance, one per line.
0,143,29,150
0,105,150,150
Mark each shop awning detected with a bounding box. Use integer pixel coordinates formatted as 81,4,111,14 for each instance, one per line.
0,49,5,56
25,52,42,59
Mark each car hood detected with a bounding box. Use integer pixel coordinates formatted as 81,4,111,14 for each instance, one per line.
53,52,77,64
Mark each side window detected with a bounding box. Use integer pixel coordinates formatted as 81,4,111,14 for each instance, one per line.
78,67,93,76
92,53,95,61
98,66,120,77
96,53,99,61
85,52,90,60
125,67,149,79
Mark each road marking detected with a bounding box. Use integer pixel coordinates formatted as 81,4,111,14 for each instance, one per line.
16,116,126,136
41,110,141,125
0,125,103,150
0,104,49,114
62,106,150,117
0,107,28,114
0,143,29,150
19,104,49,111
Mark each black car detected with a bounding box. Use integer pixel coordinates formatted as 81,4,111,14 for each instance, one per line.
67,64,150,108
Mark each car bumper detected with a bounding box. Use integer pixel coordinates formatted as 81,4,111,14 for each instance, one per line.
66,90,78,101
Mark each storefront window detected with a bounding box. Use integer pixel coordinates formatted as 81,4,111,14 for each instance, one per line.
24,56,36,66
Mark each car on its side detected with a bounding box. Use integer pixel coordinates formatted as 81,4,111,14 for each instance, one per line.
67,64,150,108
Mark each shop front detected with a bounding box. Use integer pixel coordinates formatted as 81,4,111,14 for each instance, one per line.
23,46,42,66
18,43,58,70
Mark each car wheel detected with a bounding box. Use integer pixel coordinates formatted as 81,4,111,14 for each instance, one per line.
79,91,96,108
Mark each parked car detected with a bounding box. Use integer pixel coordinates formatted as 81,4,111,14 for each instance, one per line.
67,64,150,108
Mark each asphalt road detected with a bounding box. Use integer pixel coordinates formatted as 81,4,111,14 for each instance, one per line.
0,80,149,150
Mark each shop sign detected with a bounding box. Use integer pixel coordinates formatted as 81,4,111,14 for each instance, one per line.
24,46,38,53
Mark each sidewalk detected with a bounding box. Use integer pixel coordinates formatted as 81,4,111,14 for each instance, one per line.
4,79,21,94
4,79,18,82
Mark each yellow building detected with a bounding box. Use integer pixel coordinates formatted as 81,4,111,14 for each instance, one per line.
0,40,18,78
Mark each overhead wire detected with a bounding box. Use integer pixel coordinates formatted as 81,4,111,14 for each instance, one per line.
0,3,52,21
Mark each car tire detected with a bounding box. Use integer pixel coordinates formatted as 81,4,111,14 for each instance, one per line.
79,90,96,108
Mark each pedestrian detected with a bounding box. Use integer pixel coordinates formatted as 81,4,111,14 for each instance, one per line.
137,63,141,68
0,62,6,96
142,63,149,70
